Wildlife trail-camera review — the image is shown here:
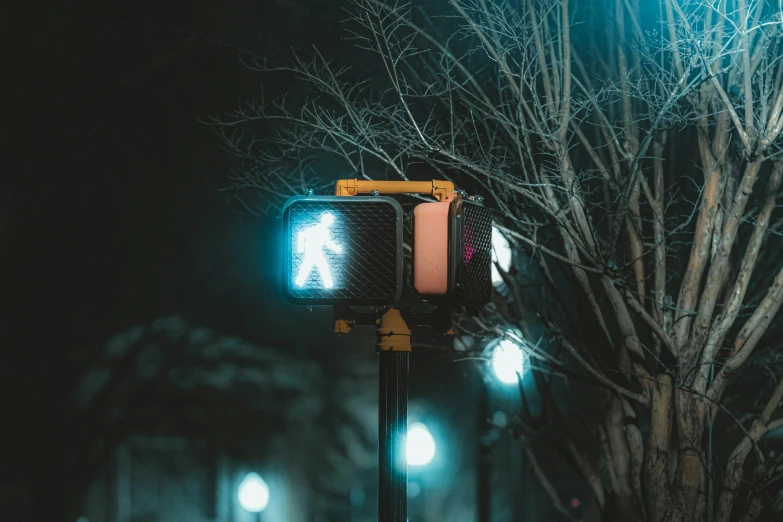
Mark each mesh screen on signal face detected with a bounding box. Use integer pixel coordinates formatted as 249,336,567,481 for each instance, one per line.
457,202,493,306
282,196,402,305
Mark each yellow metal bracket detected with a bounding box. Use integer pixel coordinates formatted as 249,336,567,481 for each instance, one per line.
334,317,355,334
334,179,455,202
376,308,411,352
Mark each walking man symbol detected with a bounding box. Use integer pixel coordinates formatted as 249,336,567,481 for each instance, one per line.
295,212,342,288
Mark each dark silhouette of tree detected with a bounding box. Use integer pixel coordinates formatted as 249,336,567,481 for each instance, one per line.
70,315,377,520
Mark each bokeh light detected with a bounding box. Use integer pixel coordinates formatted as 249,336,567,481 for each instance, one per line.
406,422,436,466
237,472,270,513
491,227,512,285
492,338,526,385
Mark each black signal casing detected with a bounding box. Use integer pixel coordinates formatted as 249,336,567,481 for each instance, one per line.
448,196,493,308
282,195,403,305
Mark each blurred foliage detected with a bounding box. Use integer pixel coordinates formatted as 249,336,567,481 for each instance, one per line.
72,315,377,519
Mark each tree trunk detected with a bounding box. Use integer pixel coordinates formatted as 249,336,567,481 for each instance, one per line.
644,374,674,522
674,390,706,522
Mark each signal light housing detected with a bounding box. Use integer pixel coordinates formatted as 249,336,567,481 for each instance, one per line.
281,195,403,305
413,195,493,308
448,197,493,307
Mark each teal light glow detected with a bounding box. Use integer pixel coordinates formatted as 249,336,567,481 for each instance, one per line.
237,472,270,513
294,212,342,289
492,339,526,384
491,227,512,285
406,422,436,466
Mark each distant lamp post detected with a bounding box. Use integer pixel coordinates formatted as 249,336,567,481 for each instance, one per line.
407,422,436,466
492,338,526,385
238,472,270,515
491,227,512,286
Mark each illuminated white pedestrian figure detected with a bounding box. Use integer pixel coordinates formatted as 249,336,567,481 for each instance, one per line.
295,212,342,288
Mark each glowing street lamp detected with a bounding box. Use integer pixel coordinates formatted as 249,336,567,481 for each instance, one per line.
492,338,526,385
406,422,436,466
491,227,512,285
238,472,270,513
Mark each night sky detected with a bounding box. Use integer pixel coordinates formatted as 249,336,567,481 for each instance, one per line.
2,2,485,519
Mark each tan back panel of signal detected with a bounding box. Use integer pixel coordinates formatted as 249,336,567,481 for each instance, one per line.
413,200,451,295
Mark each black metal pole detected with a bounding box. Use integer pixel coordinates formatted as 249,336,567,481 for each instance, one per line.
478,380,491,522
378,351,409,522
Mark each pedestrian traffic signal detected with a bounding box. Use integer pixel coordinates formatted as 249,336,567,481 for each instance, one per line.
413,195,493,308
282,195,403,305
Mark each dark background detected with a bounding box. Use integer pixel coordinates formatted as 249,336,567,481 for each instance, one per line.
3,0,345,348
